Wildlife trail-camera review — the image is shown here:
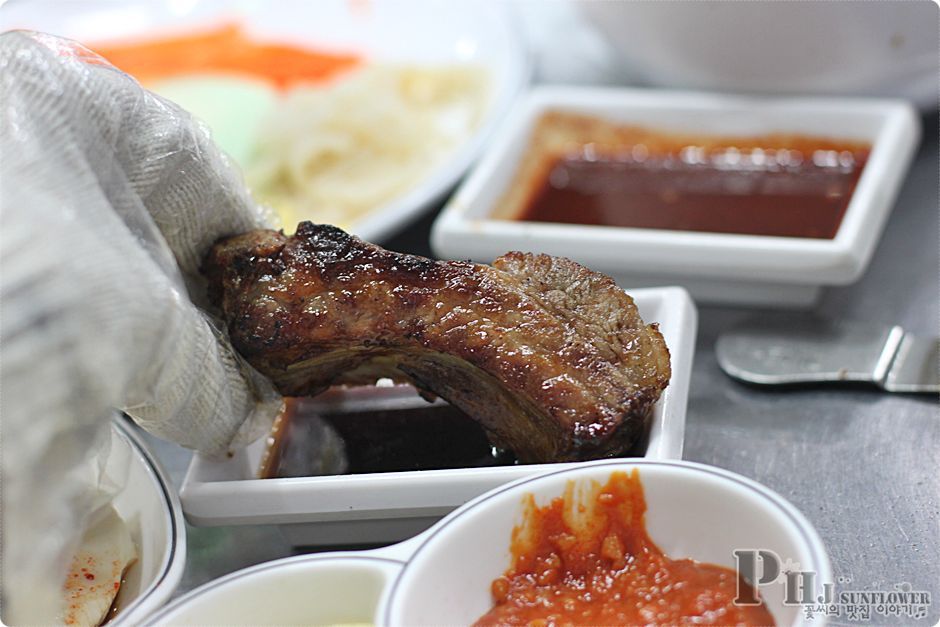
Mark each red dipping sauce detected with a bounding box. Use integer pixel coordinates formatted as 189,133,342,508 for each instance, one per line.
502,113,870,240
474,470,776,626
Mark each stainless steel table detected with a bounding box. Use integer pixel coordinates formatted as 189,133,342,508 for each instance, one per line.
144,113,939,625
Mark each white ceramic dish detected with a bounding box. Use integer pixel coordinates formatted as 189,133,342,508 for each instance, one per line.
0,0,529,243
578,2,938,109
149,460,830,627
108,416,186,625
431,86,921,307
180,286,697,545
143,553,403,626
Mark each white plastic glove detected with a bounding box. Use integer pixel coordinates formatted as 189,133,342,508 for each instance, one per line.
0,31,282,624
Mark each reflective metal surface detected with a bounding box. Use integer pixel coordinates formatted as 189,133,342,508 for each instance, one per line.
144,114,939,625
717,317,939,393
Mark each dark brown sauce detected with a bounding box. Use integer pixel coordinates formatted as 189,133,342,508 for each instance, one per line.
262,385,651,478
261,390,518,478
519,141,868,239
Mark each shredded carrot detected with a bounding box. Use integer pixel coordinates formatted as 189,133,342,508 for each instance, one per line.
92,23,361,89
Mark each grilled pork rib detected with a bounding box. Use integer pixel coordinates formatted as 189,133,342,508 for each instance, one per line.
205,223,671,462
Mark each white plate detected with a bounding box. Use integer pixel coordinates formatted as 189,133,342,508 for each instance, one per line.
151,460,829,626
108,416,186,625
431,86,920,307
180,286,697,545
0,0,530,243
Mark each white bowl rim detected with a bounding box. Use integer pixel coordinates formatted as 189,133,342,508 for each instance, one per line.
111,416,187,625
382,457,832,624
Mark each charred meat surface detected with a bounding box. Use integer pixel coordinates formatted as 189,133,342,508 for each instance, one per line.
205,223,671,463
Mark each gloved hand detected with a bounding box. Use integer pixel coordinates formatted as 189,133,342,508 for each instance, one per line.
0,31,282,623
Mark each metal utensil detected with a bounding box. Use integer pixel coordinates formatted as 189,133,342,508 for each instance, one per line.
716,316,939,393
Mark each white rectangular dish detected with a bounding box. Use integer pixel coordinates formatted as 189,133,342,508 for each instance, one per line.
431,86,921,307
180,286,696,546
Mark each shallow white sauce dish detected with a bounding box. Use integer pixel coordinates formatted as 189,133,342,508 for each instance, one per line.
151,460,830,626
431,86,920,307
180,286,696,545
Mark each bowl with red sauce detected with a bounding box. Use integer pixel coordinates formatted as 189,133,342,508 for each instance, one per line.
432,86,920,307
147,460,828,626
384,459,830,626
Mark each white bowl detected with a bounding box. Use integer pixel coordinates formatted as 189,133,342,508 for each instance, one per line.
108,416,186,625
386,459,830,626
0,0,530,243
150,460,829,627
143,553,403,626
431,86,920,307
578,2,938,109
180,286,697,545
